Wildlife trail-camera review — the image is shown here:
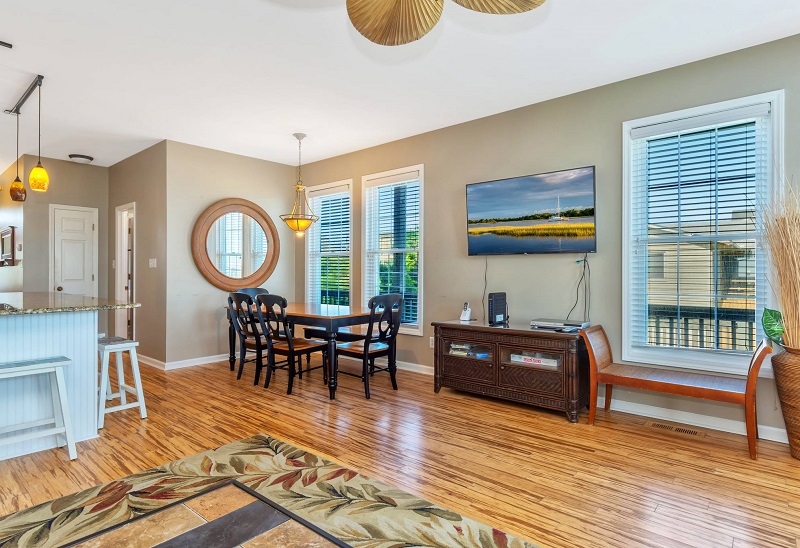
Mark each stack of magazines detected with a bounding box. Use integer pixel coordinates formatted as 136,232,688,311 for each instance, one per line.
449,343,473,356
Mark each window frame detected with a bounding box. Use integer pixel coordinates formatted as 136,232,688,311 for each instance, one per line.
622,91,784,375
305,179,353,306
361,164,424,337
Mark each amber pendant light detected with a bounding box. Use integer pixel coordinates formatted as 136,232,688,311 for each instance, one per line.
9,113,26,202
280,133,318,237
28,80,49,192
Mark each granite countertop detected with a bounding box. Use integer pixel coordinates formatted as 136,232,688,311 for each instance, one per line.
0,292,141,316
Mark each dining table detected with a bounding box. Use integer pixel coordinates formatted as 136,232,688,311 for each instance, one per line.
227,302,373,400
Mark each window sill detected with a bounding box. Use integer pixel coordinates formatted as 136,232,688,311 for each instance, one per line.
399,325,422,337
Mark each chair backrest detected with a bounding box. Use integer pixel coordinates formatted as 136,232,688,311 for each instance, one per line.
237,287,269,299
364,294,403,344
255,293,292,350
745,339,773,396
228,292,257,340
580,325,613,374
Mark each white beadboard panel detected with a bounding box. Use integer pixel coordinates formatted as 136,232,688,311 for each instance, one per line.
0,311,99,460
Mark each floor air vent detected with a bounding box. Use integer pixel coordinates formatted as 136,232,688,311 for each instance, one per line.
644,420,704,438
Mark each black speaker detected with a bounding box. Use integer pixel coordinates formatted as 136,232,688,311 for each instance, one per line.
487,292,507,325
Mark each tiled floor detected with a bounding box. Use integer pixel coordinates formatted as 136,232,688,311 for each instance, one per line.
75,484,337,547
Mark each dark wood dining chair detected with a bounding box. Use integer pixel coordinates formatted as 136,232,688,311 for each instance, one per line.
254,294,328,394
335,294,403,399
237,287,270,299
227,292,267,385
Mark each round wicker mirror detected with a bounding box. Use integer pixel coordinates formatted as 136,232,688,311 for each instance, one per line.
191,198,280,291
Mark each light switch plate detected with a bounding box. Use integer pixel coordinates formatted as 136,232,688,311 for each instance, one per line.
149,258,157,268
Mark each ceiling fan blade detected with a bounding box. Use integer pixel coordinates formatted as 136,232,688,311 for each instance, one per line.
347,0,444,46
452,0,546,14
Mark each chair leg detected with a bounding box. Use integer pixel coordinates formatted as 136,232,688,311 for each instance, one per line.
389,354,398,391
745,394,758,459
369,357,375,376
588,381,598,425
264,352,275,389
323,351,328,384
115,351,127,405
129,349,147,419
363,357,371,399
237,342,246,381
287,354,296,395
254,346,263,386
604,384,613,411
298,355,303,380
54,368,77,460
98,350,110,429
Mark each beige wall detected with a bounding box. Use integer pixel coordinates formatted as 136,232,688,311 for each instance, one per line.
109,141,168,362
298,34,800,431
164,141,296,363
0,159,25,292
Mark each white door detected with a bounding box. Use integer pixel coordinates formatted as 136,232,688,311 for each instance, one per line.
52,205,98,296
115,203,135,338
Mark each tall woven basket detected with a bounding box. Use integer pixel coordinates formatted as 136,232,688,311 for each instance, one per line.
772,350,800,459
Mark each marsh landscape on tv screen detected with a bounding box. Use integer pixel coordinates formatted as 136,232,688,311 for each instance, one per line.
466,166,596,255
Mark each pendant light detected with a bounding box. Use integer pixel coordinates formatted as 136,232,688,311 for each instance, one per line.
9,113,26,202
28,80,49,192
280,133,318,237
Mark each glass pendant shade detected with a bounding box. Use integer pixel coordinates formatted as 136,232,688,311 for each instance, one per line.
9,177,27,202
29,162,49,192
280,183,319,236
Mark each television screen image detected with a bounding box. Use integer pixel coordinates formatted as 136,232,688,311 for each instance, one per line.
466,166,596,255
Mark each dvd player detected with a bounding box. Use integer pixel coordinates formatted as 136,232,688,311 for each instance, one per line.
530,318,590,329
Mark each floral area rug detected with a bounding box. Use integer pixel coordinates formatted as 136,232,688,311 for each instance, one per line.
0,434,536,547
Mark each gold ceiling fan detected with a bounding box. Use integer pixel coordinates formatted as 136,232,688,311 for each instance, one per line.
347,0,547,46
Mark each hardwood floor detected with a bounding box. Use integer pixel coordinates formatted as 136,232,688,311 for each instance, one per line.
1,357,799,547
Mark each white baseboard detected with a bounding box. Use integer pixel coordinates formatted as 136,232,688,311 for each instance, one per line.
600,396,789,444
138,353,229,371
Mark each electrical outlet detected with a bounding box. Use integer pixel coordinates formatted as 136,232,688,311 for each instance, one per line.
429,337,434,348
149,258,157,268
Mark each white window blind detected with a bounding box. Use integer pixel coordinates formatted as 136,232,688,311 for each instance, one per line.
306,183,351,306
628,105,770,357
363,167,422,334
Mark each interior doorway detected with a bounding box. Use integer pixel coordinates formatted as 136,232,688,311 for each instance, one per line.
115,203,136,339
50,204,99,297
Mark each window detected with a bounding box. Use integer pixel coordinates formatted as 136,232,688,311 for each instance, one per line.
363,165,423,336
623,92,783,373
306,181,352,306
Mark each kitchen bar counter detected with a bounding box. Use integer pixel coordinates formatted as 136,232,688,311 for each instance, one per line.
0,292,140,315
0,292,140,460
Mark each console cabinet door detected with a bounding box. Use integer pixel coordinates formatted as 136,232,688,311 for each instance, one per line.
498,345,564,396
440,339,495,384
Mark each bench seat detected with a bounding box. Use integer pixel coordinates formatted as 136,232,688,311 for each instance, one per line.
599,363,747,404
580,325,772,459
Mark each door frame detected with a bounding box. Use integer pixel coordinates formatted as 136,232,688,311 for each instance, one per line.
49,204,99,297
115,202,136,339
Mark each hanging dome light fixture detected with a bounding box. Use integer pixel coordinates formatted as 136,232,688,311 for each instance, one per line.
9,113,26,202
28,79,49,192
280,133,318,237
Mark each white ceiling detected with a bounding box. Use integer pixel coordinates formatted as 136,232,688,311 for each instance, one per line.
1,0,799,171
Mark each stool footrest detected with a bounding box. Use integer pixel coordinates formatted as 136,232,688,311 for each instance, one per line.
103,401,142,414
0,426,66,447
0,417,56,435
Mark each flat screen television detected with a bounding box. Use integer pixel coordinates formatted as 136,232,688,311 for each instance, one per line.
466,166,596,255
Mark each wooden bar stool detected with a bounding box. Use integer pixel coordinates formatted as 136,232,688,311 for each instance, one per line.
0,356,77,460
97,336,147,429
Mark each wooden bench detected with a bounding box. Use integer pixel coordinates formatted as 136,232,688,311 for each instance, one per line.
580,325,772,459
